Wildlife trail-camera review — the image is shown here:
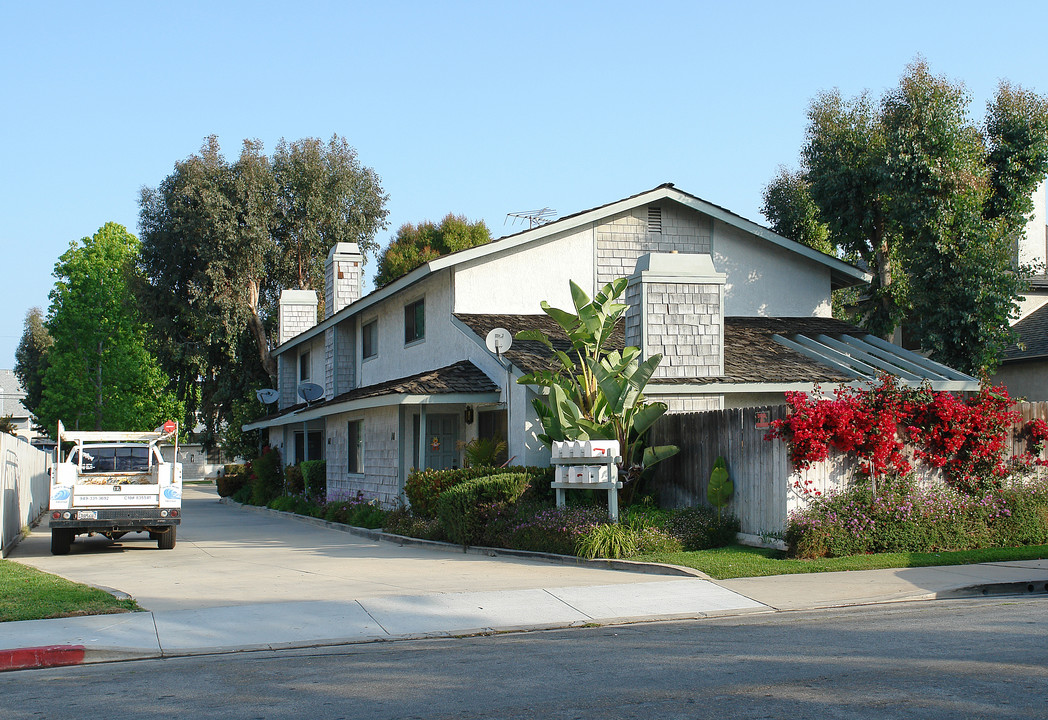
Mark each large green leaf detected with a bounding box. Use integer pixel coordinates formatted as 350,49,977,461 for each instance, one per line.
642,444,679,468
541,303,582,338
707,456,733,509
631,402,668,437
593,277,629,307
515,329,554,350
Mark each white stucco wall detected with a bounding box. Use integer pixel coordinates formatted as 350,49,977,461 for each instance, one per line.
1014,291,1048,324
358,272,479,387
453,228,595,314
713,220,834,317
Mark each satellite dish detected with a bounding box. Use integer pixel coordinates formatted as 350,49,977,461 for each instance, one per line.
256,389,279,405
297,382,324,404
485,328,513,357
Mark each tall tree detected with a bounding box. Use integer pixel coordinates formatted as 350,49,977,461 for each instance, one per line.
138,135,388,448
374,214,491,288
14,307,53,419
271,136,389,306
760,167,832,255
36,223,181,434
763,60,1048,373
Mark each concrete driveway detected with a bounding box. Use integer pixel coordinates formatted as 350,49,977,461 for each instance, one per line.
10,484,675,612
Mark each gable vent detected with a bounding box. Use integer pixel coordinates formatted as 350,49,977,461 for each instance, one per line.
647,206,662,234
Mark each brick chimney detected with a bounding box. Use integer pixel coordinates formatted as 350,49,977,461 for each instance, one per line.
325,242,363,319
625,252,726,380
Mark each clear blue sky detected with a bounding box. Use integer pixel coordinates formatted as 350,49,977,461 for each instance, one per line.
2,1,1047,369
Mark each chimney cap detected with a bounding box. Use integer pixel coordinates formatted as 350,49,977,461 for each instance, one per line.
328,242,361,259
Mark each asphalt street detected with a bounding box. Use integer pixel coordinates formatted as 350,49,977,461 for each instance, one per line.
3,597,1045,720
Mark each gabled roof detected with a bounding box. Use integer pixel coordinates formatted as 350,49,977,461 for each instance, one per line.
454,314,978,392
1002,303,1048,362
274,183,872,354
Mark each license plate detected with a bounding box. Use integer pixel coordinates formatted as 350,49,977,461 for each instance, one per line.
76,510,98,520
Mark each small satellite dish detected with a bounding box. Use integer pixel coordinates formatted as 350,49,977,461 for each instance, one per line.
256,389,279,405
298,382,324,404
485,328,513,357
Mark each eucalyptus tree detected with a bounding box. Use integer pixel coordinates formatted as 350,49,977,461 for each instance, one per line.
138,135,388,448
14,307,52,419
374,214,491,288
762,60,1048,373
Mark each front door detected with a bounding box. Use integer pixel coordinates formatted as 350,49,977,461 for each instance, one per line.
414,413,459,470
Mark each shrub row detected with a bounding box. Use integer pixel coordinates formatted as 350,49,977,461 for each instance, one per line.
786,475,1048,558
436,473,531,546
404,465,553,518
267,490,388,529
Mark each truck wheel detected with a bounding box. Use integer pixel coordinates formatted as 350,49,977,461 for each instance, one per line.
51,529,74,555
157,527,176,550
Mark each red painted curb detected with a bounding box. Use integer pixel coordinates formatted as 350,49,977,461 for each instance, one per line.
0,645,86,672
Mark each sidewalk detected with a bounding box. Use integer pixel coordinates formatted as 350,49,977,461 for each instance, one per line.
3,559,1045,673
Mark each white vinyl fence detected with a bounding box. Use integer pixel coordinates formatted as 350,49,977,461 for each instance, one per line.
1,434,50,557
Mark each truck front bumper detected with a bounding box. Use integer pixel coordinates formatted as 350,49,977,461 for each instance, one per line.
49,507,180,531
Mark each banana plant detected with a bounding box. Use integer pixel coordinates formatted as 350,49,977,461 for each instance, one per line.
516,278,678,487
707,456,733,517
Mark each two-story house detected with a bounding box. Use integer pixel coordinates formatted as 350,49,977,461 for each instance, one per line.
244,183,978,504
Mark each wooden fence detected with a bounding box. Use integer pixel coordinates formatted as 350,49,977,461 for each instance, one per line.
649,402,1048,539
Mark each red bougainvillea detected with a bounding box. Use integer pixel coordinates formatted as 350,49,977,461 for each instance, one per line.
767,376,1027,495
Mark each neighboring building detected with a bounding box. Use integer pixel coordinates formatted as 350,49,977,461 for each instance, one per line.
0,370,36,443
245,183,978,505
995,180,1048,401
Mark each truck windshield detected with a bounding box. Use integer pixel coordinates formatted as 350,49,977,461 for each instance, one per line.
75,447,151,473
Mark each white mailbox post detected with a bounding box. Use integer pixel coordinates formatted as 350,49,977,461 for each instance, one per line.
549,441,623,522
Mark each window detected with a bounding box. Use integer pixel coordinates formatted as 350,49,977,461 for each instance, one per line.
404,298,425,344
299,350,311,381
362,320,377,359
347,420,364,474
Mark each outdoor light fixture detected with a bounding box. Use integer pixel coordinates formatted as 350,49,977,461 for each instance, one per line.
464,406,474,425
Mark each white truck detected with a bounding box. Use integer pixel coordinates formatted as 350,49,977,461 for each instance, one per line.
47,420,183,555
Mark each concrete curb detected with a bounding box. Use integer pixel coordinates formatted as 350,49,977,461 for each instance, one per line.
0,645,86,672
935,580,1048,599
218,496,707,578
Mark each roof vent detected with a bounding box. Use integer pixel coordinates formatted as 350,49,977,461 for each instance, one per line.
648,206,662,234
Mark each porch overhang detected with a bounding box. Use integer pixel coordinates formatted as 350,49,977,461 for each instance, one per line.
243,391,502,431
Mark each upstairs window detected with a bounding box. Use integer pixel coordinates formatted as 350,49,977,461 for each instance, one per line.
404,298,425,344
299,350,311,381
362,319,378,359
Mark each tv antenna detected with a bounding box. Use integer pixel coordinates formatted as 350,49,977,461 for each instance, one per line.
505,208,556,228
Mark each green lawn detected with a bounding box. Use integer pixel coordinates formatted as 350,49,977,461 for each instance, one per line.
0,559,139,623
633,544,1048,580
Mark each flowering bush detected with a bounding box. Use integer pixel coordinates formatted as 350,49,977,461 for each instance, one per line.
320,490,387,528
1020,418,1048,459
785,475,1048,558
491,504,611,556
768,376,1025,494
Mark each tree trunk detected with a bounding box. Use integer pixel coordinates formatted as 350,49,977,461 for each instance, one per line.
246,279,277,381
